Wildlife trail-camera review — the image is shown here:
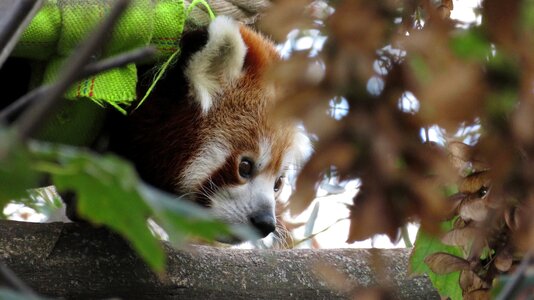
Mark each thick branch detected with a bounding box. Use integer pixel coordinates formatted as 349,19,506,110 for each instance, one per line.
0,221,438,299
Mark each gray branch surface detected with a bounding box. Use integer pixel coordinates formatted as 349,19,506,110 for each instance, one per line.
0,220,439,299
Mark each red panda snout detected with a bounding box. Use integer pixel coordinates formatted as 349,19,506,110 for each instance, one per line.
194,148,283,238
249,210,276,238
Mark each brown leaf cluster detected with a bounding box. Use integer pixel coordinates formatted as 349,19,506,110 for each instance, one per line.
262,0,534,293
263,0,460,242
432,140,534,298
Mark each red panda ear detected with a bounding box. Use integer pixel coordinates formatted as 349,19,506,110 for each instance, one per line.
185,16,247,113
239,25,280,75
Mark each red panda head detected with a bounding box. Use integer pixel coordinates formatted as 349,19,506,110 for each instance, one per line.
115,17,310,239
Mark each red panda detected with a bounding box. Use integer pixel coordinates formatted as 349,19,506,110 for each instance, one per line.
110,17,310,239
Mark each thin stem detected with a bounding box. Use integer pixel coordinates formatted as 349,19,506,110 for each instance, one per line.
495,251,532,300
293,217,347,248
401,224,413,248
0,260,39,299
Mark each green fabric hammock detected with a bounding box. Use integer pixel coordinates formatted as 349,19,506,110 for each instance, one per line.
12,0,188,112
10,0,215,146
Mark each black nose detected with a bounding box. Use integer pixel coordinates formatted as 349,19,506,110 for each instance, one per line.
249,212,276,238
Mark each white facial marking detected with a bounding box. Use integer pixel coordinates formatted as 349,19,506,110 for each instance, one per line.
179,138,230,192
257,138,272,172
185,16,247,113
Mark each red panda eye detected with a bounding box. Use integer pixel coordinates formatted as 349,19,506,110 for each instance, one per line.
274,176,283,192
239,159,253,179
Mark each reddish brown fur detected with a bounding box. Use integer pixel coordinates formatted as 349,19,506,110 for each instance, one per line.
115,24,297,205
197,26,296,197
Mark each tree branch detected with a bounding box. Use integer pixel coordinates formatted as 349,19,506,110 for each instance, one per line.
0,220,438,299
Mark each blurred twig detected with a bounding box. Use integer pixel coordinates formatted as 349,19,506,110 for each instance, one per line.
293,217,347,248
495,251,533,300
0,260,39,299
400,225,412,248
0,47,155,123
13,0,130,141
302,202,320,248
0,0,43,68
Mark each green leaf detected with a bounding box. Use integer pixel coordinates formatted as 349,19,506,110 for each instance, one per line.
410,220,464,300
0,130,41,210
450,29,490,61
140,183,258,245
408,55,431,85
520,0,534,29
29,142,257,271
46,150,165,272
28,141,261,271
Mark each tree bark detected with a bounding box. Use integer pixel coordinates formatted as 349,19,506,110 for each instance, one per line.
0,220,438,299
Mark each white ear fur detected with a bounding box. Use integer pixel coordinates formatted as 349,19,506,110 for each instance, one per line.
185,16,247,113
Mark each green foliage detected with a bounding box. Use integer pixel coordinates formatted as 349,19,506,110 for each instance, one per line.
407,55,431,85
33,143,252,271
450,29,490,61
0,131,41,208
140,183,257,246
521,0,534,28
42,150,166,271
409,220,464,300
0,139,250,272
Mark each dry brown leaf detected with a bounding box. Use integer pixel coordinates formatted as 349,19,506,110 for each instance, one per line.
459,270,472,292
326,0,386,80
512,97,534,146
483,0,520,47
504,207,517,231
259,0,315,41
449,192,467,214
459,270,489,293
494,249,513,272
467,237,487,263
470,159,491,173
313,261,353,294
290,141,358,216
424,252,470,275
512,206,529,232
459,199,489,222
410,176,450,218
441,227,481,247
463,289,490,300
407,56,485,129
453,216,468,229
347,189,399,242
459,171,491,194
447,141,473,171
